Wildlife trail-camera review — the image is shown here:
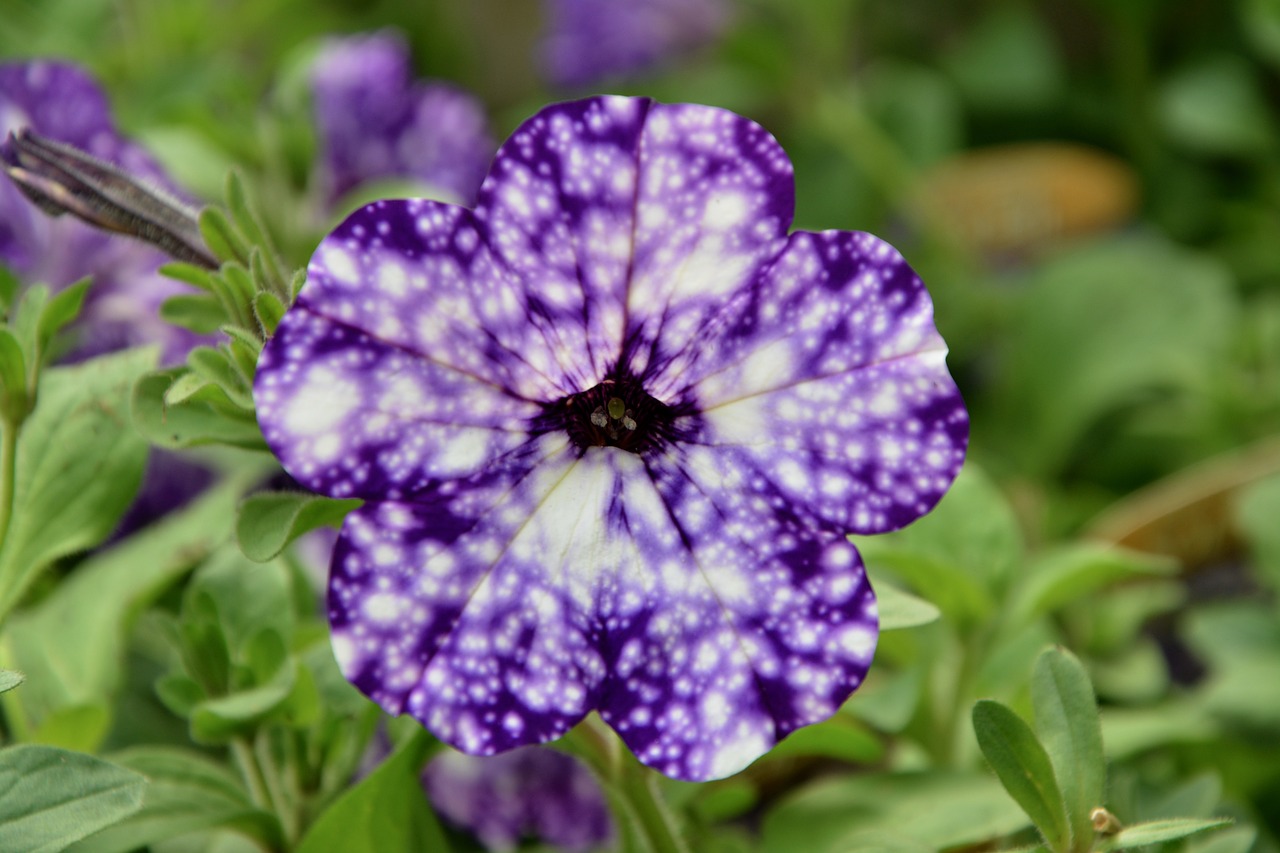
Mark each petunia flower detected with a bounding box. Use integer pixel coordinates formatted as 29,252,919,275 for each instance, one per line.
1,60,207,365
254,95,968,781
423,746,612,852
541,0,732,88
309,31,494,208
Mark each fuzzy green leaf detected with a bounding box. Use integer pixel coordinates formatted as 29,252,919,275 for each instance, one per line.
236,491,360,562
198,206,251,265
0,745,146,853
1031,647,1105,853
132,367,265,449
0,348,154,617
159,294,227,334
65,746,283,853
0,670,23,693
1106,818,1231,850
187,346,253,409
973,700,1071,852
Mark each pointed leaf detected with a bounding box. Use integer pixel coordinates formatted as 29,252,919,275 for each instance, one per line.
1031,647,1104,852
187,346,253,409
0,745,146,853
1106,818,1231,850
159,294,227,334
253,291,286,336
37,279,91,350
0,670,24,693
295,729,447,853
875,578,941,631
198,206,251,265
236,491,361,562
973,699,1071,852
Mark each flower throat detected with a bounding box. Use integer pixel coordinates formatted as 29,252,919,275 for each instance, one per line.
558,377,673,453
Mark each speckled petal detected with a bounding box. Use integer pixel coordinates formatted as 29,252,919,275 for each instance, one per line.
329,439,875,781
473,96,792,384
678,230,969,534
255,201,577,499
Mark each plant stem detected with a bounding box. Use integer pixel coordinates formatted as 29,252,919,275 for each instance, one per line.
231,736,274,815
0,419,22,623
562,717,689,853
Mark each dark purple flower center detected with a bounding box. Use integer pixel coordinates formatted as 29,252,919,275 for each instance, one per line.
557,377,673,453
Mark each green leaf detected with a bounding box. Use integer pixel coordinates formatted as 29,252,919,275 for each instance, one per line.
29,703,111,753
199,206,252,265
1187,825,1257,853
187,346,253,409
1100,702,1219,760
158,262,217,293
0,669,24,693
767,712,884,764
253,291,286,336
761,770,1029,853
873,577,941,631
236,491,361,562
972,700,1071,852
159,294,228,334
0,328,29,419
64,746,283,853
190,664,296,743
295,729,447,853
186,549,294,657
0,744,146,853
0,264,19,314
1007,545,1177,630
995,236,1235,476
1105,818,1232,850
0,348,155,617
1159,56,1276,156
1031,648,1104,852
0,471,263,734
132,367,265,449
852,465,1021,626
37,279,92,351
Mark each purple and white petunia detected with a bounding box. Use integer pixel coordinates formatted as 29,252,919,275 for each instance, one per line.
254,96,968,781
1,60,205,365
541,0,732,88
310,31,494,208
424,746,612,852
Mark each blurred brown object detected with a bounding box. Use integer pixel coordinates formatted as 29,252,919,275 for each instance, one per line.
916,142,1139,254
1085,436,1280,568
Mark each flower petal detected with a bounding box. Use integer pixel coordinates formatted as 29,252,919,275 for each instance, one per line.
328,441,875,781
679,230,968,534
473,96,793,384
597,452,876,781
328,437,608,749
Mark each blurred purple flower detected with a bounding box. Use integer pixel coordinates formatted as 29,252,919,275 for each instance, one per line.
541,0,731,88
310,31,494,207
0,60,206,365
424,746,612,852
254,95,968,781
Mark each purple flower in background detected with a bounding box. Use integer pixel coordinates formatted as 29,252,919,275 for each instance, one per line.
310,31,494,207
424,746,612,852
1,60,204,365
542,0,731,88
254,96,968,781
